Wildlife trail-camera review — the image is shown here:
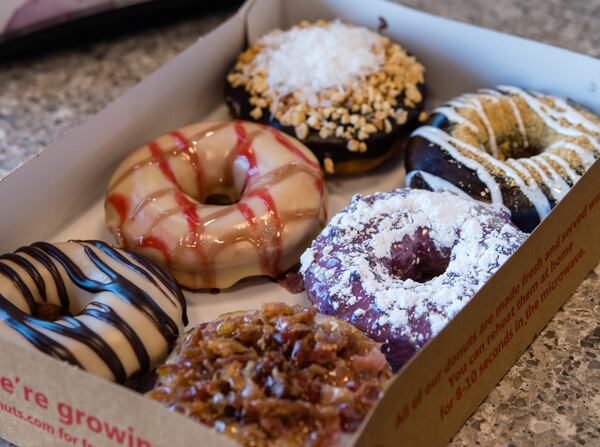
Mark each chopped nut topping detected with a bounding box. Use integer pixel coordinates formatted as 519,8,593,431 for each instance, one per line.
384,118,393,133
347,139,360,152
250,107,263,120
396,109,408,125
363,123,378,134
357,130,369,141
295,123,309,140
306,115,321,129
292,111,306,127
323,157,335,174
319,126,333,139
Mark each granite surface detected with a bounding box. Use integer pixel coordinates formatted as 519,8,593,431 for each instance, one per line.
0,0,599,446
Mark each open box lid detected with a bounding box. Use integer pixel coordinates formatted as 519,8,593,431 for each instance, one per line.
0,0,598,446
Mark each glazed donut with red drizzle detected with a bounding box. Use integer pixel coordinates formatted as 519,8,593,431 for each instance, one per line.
105,120,326,290
0,240,187,383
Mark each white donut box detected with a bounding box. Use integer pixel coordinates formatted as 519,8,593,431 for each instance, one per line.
0,1,598,446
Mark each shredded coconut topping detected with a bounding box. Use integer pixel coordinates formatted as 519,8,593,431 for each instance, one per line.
301,189,526,358
257,20,385,98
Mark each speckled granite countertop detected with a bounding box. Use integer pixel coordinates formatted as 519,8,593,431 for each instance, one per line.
0,1,599,446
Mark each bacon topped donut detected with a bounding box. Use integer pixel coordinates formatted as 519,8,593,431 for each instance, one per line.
105,121,327,290
148,303,391,447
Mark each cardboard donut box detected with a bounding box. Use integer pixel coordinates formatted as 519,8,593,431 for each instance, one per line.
0,0,598,445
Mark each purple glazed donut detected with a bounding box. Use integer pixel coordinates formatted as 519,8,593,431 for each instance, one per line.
300,188,526,372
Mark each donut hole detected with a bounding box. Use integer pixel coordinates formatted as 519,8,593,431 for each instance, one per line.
204,192,238,205
496,136,544,160
34,302,71,321
448,95,555,162
389,227,451,283
201,183,242,206
200,157,249,205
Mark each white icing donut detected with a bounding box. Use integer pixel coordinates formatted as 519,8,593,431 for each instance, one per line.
0,240,187,383
105,120,327,290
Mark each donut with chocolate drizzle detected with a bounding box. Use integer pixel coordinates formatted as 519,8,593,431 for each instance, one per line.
105,121,327,290
0,240,187,383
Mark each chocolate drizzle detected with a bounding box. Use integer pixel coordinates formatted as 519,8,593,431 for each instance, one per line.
0,240,187,383
83,302,150,378
0,296,83,367
16,245,70,310
0,254,47,302
0,262,37,313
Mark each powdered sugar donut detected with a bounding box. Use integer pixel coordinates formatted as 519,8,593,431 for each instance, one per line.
300,189,526,371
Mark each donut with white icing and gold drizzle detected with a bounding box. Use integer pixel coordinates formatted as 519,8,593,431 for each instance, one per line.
406,86,600,232
226,20,427,175
105,120,326,290
0,240,187,383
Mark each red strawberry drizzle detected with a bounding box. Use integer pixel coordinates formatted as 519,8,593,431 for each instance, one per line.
149,141,180,189
169,130,205,201
236,202,273,274
174,191,201,228
107,193,130,225
174,189,216,286
247,188,283,272
139,235,172,264
314,178,324,197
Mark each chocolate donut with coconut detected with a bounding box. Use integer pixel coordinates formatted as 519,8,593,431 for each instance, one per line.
406,86,600,232
226,20,427,174
300,189,526,372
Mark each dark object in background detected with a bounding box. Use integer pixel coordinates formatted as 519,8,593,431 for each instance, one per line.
0,0,243,60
